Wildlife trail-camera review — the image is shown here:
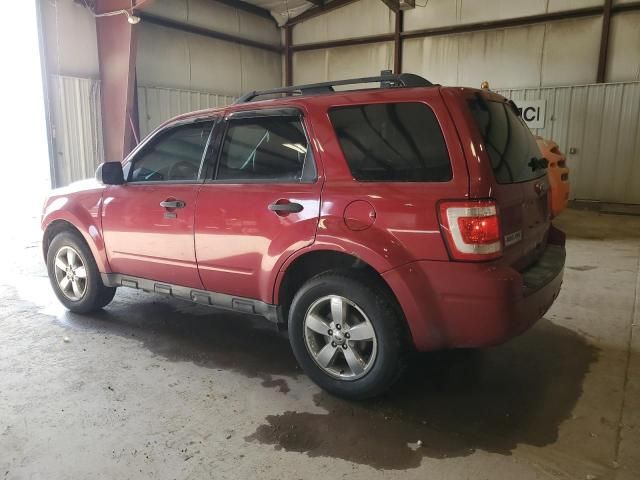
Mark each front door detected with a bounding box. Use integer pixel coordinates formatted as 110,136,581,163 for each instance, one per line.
195,109,321,303
102,120,214,288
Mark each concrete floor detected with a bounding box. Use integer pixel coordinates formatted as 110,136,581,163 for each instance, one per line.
0,208,638,479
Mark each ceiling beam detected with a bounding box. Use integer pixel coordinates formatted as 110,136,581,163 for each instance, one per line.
379,0,399,13
209,0,275,22
285,0,359,26
402,5,603,40
290,32,394,51
137,12,282,53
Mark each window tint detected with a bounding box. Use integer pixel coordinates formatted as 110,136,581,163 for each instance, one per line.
468,98,544,184
216,116,310,181
129,122,212,182
328,102,452,182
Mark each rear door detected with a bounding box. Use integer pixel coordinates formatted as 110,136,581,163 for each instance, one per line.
102,120,214,288
194,108,321,303
464,92,550,269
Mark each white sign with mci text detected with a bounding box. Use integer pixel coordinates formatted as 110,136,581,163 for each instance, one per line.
516,100,546,129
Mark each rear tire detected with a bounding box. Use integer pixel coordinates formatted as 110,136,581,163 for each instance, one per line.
46,231,116,313
288,271,408,400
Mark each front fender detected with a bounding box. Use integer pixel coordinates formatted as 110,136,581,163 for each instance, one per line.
42,186,110,273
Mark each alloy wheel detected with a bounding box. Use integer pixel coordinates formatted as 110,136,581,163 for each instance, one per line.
303,295,378,380
53,246,87,301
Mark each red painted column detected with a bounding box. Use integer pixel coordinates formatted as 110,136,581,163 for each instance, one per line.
95,0,139,162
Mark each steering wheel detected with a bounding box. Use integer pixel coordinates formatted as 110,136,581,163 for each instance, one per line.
168,160,198,181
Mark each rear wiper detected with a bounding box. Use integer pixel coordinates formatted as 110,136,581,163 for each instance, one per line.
528,157,549,171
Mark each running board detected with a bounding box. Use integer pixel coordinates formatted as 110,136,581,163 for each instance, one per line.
101,273,282,324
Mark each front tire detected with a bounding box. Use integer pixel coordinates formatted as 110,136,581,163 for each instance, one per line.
288,271,408,400
46,231,116,313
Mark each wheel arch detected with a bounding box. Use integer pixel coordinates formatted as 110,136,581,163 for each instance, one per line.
42,217,110,273
275,249,408,335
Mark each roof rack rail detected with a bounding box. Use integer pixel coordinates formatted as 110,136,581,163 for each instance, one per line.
234,73,433,104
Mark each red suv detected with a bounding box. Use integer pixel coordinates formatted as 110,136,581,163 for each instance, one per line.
42,74,566,399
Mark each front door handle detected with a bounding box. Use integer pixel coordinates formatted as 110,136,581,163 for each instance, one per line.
268,201,304,214
160,199,186,209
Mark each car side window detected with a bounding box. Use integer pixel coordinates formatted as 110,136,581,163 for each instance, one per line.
129,122,213,183
329,102,452,182
214,116,313,182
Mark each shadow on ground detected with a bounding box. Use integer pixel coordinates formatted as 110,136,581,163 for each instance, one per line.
53,292,598,470
55,293,299,393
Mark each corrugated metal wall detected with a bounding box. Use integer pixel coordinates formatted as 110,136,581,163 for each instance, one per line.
403,16,604,89
292,0,393,44
292,42,395,85
49,75,104,187
292,0,395,84
137,85,235,138
136,22,282,97
49,79,235,187
497,81,640,204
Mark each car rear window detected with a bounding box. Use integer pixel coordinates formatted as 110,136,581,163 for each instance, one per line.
328,102,452,182
468,97,545,184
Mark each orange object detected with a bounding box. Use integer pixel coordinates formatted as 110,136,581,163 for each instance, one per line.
536,136,570,217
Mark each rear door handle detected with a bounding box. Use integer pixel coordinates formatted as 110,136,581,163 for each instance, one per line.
268,201,303,214
160,199,186,209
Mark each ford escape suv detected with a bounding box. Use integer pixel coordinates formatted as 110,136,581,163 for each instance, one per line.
42,74,566,399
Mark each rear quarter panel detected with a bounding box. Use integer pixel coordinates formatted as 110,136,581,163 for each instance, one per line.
304,88,470,270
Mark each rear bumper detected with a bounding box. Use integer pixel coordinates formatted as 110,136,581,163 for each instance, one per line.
382,230,566,351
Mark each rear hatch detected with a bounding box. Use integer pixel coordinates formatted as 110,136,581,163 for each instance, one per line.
464,91,551,270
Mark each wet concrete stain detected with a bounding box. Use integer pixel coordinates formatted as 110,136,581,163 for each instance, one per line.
32,287,598,470
247,320,599,469
568,265,598,271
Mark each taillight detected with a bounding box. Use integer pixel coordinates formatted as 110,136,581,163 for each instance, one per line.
438,200,502,261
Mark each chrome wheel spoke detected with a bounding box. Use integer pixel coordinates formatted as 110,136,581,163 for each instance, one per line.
315,342,338,368
66,249,77,268
343,347,365,376
74,266,87,279
306,313,330,336
55,257,67,271
71,279,82,298
330,296,347,327
347,322,375,341
59,276,71,291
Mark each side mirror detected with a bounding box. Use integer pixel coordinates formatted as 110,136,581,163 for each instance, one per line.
96,162,125,185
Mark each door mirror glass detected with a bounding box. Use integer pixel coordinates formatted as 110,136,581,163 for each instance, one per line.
96,162,125,185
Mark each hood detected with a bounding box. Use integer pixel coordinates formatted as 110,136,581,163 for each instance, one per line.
49,178,104,196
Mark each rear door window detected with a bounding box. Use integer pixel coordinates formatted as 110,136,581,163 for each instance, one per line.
214,116,314,182
328,102,452,182
468,98,544,184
